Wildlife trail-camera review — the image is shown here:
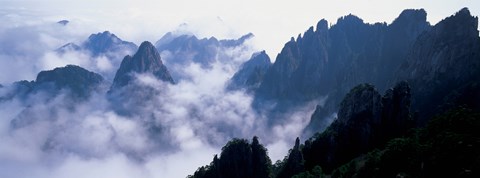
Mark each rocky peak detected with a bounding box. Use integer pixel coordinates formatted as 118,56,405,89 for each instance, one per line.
228,51,271,91
111,41,174,89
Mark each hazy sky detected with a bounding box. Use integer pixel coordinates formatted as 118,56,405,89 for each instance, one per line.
1,0,479,58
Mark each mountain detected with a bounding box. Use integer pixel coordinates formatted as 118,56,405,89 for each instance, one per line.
227,51,271,91
58,31,138,57
108,41,174,116
83,31,138,57
188,137,272,178
3,65,105,101
253,9,429,132
395,8,480,124
155,32,254,80
252,8,480,134
110,41,174,90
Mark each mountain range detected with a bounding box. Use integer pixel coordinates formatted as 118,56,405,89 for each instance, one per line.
0,7,479,178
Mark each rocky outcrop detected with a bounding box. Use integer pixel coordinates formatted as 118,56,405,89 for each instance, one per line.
227,51,271,91
395,8,480,124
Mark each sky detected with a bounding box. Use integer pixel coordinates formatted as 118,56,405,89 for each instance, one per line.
0,1,479,178
1,0,479,59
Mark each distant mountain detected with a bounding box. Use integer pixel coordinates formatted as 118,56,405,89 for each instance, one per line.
227,51,271,92
57,20,69,26
58,31,138,57
155,32,254,80
4,65,105,101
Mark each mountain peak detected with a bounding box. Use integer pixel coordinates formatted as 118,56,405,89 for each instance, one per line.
111,41,174,89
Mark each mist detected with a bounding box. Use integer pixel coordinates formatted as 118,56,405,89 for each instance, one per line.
0,14,318,178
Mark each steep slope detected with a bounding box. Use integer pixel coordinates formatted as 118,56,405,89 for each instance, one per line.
395,8,480,124
227,51,271,91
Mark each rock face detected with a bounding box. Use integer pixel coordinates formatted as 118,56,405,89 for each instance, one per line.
395,8,480,123
227,51,271,91
188,137,271,178
302,82,412,173
110,41,175,90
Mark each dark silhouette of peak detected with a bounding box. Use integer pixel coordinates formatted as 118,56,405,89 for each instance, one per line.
228,51,271,91
111,41,174,89
57,20,69,26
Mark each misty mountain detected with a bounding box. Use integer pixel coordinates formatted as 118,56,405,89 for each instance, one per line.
155,32,254,80
108,41,175,116
2,65,105,101
57,31,138,57
227,50,271,92
111,41,175,89
250,8,480,135
253,9,428,131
